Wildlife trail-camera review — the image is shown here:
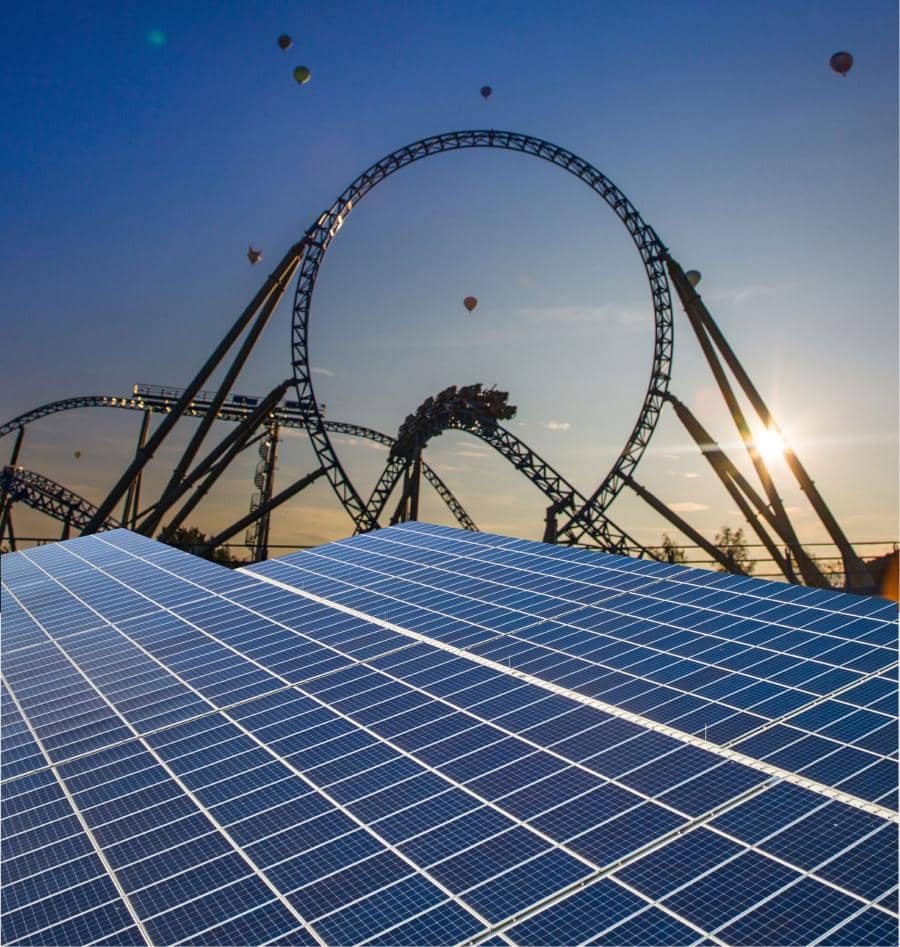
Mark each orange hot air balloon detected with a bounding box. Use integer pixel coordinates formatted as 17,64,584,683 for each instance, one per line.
829,51,853,76
247,246,263,264
278,34,292,51
463,296,478,313
480,86,492,100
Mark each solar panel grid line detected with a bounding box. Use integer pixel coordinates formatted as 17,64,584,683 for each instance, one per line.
268,560,892,772
25,544,500,941
65,540,844,940
0,674,153,947
77,545,727,843
0,628,426,788
366,526,896,650
7,532,892,937
258,544,887,760
2,578,330,947
582,904,701,947
63,553,616,887
810,903,888,947
298,539,896,717
94,561,898,931
245,568,898,822
403,521,896,621
595,875,724,947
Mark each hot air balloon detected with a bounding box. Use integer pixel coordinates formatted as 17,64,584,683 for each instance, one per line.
829,51,853,76
293,66,312,85
480,86,492,100
463,296,478,313
278,34,292,51
247,246,263,264
73,451,81,460
686,270,702,287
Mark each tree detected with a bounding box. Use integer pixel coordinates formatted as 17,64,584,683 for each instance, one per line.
660,533,687,565
162,526,245,568
714,525,754,574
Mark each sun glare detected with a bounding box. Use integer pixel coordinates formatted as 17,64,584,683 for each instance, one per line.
755,426,786,463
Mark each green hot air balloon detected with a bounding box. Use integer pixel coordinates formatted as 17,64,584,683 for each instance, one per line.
293,66,312,85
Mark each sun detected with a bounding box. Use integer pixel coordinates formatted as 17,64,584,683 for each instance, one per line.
755,426,786,464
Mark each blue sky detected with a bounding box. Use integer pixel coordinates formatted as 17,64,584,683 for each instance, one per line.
1,0,896,565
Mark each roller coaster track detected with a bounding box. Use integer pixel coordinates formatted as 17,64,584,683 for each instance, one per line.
366,401,656,558
290,130,673,537
0,392,477,533
0,466,120,533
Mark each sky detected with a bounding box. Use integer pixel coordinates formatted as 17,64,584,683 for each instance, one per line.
1,0,897,572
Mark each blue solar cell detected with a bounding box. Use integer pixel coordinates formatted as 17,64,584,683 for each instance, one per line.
615,827,742,899
818,909,900,947
814,823,899,903
462,847,592,923
719,876,864,945
589,905,702,945
662,850,800,931
3,525,897,946
504,879,646,945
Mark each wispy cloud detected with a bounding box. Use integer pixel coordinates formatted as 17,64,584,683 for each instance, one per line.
542,420,571,432
329,435,387,451
456,449,488,459
703,282,795,307
310,366,335,377
669,501,709,512
515,303,646,329
683,472,701,479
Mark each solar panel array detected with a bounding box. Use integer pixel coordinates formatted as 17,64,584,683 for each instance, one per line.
1,522,897,946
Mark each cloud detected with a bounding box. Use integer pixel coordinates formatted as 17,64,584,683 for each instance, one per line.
456,449,489,459
683,472,701,479
542,420,571,432
310,366,335,377
515,303,646,329
329,435,387,451
669,502,709,512
705,284,790,307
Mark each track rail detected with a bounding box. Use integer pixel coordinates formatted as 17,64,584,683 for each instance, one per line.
0,394,477,533
0,466,120,532
290,130,673,536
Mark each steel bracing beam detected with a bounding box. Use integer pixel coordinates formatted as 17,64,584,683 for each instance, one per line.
0,395,476,533
0,466,120,534
149,250,303,537
200,467,326,554
665,393,797,582
81,240,306,535
154,382,293,541
666,255,873,591
622,475,747,575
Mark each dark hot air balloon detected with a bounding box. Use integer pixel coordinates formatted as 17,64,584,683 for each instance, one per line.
278,34,292,51
685,270,701,287
480,86,492,100
293,66,312,85
829,52,853,76
247,246,263,264
463,296,478,313
74,451,81,459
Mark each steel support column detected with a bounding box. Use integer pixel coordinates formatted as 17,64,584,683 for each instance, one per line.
83,241,305,534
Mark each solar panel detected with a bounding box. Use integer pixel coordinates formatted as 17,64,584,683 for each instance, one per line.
1,523,897,946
